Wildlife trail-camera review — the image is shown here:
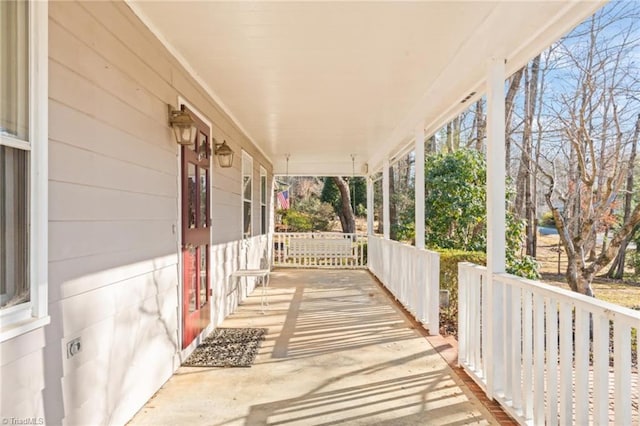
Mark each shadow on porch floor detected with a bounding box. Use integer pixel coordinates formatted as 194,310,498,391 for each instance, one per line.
129,269,499,426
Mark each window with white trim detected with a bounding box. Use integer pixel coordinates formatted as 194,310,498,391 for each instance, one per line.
260,166,267,235
0,0,49,340
242,152,253,238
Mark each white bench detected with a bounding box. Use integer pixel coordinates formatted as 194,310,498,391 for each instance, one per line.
288,238,354,265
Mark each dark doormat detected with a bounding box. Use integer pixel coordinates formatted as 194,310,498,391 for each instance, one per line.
182,328,267,368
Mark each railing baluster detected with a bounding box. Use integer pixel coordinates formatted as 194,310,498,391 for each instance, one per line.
574,306,589,425
545,297,558,426
559,300,573,424
504,282,513,401
474,272,482,372
511,284,522,413
480,270,488,380
592,313,610,425
523,290,533,421
468,269,477,371
458,264,467,366
533,293,545,425
614,321,632,425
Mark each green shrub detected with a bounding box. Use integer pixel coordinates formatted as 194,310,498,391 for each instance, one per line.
280,209,313,232
425,150,487,251
506,212,540,280
294,198,335,231
437,249,486,335
539,211,557,228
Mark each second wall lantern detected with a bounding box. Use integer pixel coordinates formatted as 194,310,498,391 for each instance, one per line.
215,141,234,168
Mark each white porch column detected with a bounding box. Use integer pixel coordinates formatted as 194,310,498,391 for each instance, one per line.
383,159,390,240
366,177,374,236
414,125,425,249
486,57,507,398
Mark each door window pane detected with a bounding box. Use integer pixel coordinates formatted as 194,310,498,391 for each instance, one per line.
243,201,251,237
199,168,208,228
242,153,253,237
1,146,29,308
199,246,208,308
187,163,196,229
243,175,252,201
0,0,29,139
260,168,267,234
186,246,197,313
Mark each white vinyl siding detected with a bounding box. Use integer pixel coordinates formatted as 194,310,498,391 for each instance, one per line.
1,1,272,424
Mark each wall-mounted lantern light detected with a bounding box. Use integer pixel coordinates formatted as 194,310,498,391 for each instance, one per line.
168,104,197,146
214,140,234,168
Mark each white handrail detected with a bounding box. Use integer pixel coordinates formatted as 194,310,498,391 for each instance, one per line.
458,262,640,425
368,235,440,335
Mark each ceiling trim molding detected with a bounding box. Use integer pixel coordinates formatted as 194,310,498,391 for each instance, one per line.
367,0,606,175
367,4,499,173
124,0,272,165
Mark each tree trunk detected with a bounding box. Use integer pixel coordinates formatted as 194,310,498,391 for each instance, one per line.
607,113,640,278
426,135,437,153
531,53,548,258
389,166,398,240
547,192,596,297
525,57,541,257
446,122,453,152
332,177,356,234
516,55,540,256
505,67,525,173
515,66,530,219
475,99,485,151
452,116,461,151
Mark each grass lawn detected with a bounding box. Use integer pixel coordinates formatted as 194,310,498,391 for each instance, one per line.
540,273,640,309
536,234,640,310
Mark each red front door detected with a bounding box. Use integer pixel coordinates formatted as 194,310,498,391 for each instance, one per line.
181,110,211,349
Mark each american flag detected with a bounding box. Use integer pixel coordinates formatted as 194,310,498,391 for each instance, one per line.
277,190,290,209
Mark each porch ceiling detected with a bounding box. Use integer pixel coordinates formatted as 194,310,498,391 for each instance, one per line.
128,1,604,176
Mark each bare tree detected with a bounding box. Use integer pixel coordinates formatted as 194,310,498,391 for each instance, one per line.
539,4,640,295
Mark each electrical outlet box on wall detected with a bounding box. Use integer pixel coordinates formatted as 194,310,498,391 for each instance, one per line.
67,337,82,359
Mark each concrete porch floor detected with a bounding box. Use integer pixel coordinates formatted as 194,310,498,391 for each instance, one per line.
129,269,499,426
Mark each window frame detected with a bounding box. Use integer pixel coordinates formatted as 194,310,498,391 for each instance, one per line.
241,151,253,239
259,166,267,235
0,0,49,342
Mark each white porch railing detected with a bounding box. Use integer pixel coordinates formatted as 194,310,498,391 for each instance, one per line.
272,232,367,268
368,235,440,335
458,262,640,425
